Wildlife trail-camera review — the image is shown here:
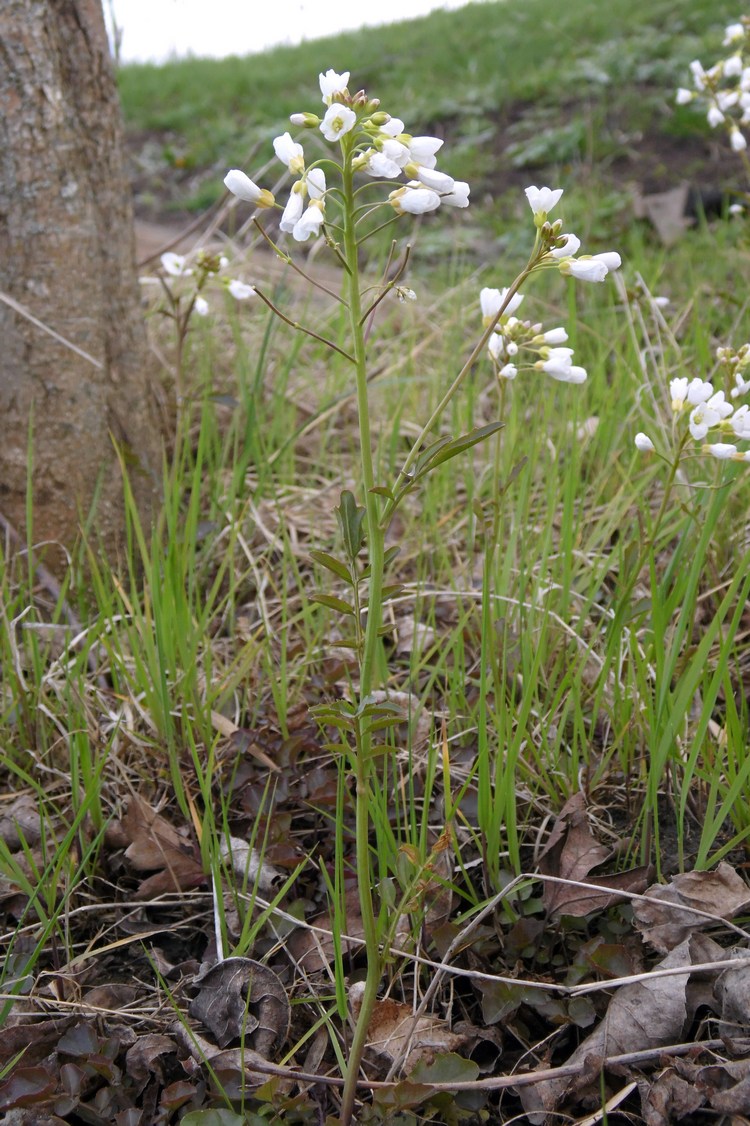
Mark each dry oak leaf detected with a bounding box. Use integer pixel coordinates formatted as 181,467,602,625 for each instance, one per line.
349,982,467,1073
633,862,750,953
119,795,204,898
189,957,290,1054
518,933,726,1125
539,792,650,918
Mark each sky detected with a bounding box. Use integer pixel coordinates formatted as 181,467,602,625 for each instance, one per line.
105,0,470,63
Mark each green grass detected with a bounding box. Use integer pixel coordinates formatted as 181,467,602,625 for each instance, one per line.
3,4,750,1121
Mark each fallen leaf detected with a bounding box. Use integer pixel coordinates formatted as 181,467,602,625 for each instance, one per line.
633,863,750,953
120,796,204,897
539,793,650,917
642,1068,705,1126
189,958,289,1054
349,982,467,1073
518,933,725,1123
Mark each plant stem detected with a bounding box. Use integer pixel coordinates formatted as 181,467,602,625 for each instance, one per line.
339,149,386,1126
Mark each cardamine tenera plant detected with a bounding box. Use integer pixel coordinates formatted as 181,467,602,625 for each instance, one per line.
218,67,623,1123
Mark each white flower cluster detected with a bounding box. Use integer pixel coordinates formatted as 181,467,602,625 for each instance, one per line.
525,186,621,282
636,344,750,462
152,251,254,316
223,68,469,243
481,186,621,385
676,17,750,154
481,286,587,384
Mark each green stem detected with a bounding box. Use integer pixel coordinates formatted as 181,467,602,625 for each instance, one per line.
339,146,386,1126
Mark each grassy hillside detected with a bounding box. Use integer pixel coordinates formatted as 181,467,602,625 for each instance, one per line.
117,0,740,215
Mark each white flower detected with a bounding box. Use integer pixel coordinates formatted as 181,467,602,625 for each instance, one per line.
193,295,209,316
670,376,689,410
689,391,733,440
480,287,523,321
723,23,745,46
320,104,357,142
724,55,743,78
550,233,581,258
319,69,350,103
293,200,326,241
407,136,443,169
228,280,255,300
224,169,275,207
706,442,738,459
563,252,621,282
686,378,714,405
550,364,587,384
441,181,470,208
380,117,406,137
717,90,739,111
542,327,568,345
273,132,305,174
367,151,404,179
280,186,305,233
389,185,441,214
730,203,745,217
732,371,750,397
499,363,518,380
306,167,326,199
488,332,506,361
525,185,564,217
161,252,191,277
707,105,725,128
635,432,655,452
396,286,416,302
676,88,694,105
689,60,706,91
538,349,574,379
731,127,748,152
731,404,750,437
416,167,455,193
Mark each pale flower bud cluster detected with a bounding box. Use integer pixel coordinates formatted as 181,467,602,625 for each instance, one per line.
676,17,750,154
636,343,750,463
144,250,254,317
480,288,586,384
223,67,470,244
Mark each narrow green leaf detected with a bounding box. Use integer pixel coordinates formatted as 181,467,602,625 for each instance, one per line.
311,593,356,616
335,489,366,562
309,549,352,584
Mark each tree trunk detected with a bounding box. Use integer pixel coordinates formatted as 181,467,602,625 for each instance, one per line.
0,0,161,571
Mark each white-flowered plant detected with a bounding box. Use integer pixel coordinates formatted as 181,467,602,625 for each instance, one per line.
635,343,750,463
676,15,750,171
220,75,621,1126
481,186,620,386
151,249,255,316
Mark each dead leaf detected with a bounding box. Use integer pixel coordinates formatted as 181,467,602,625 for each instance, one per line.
189,957,289,1054
287,888,410,973
633,863,750,953
539,793,650,917
638,183,692,246
518,933,725,1124
642,1068,705,1126
219,836,282,893
0,795,43,850
120,796,204,897
125,1033,177,1093
349,983,468,1073
715,948,750,1037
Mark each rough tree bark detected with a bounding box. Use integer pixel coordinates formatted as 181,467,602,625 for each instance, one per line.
0,0,161,570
